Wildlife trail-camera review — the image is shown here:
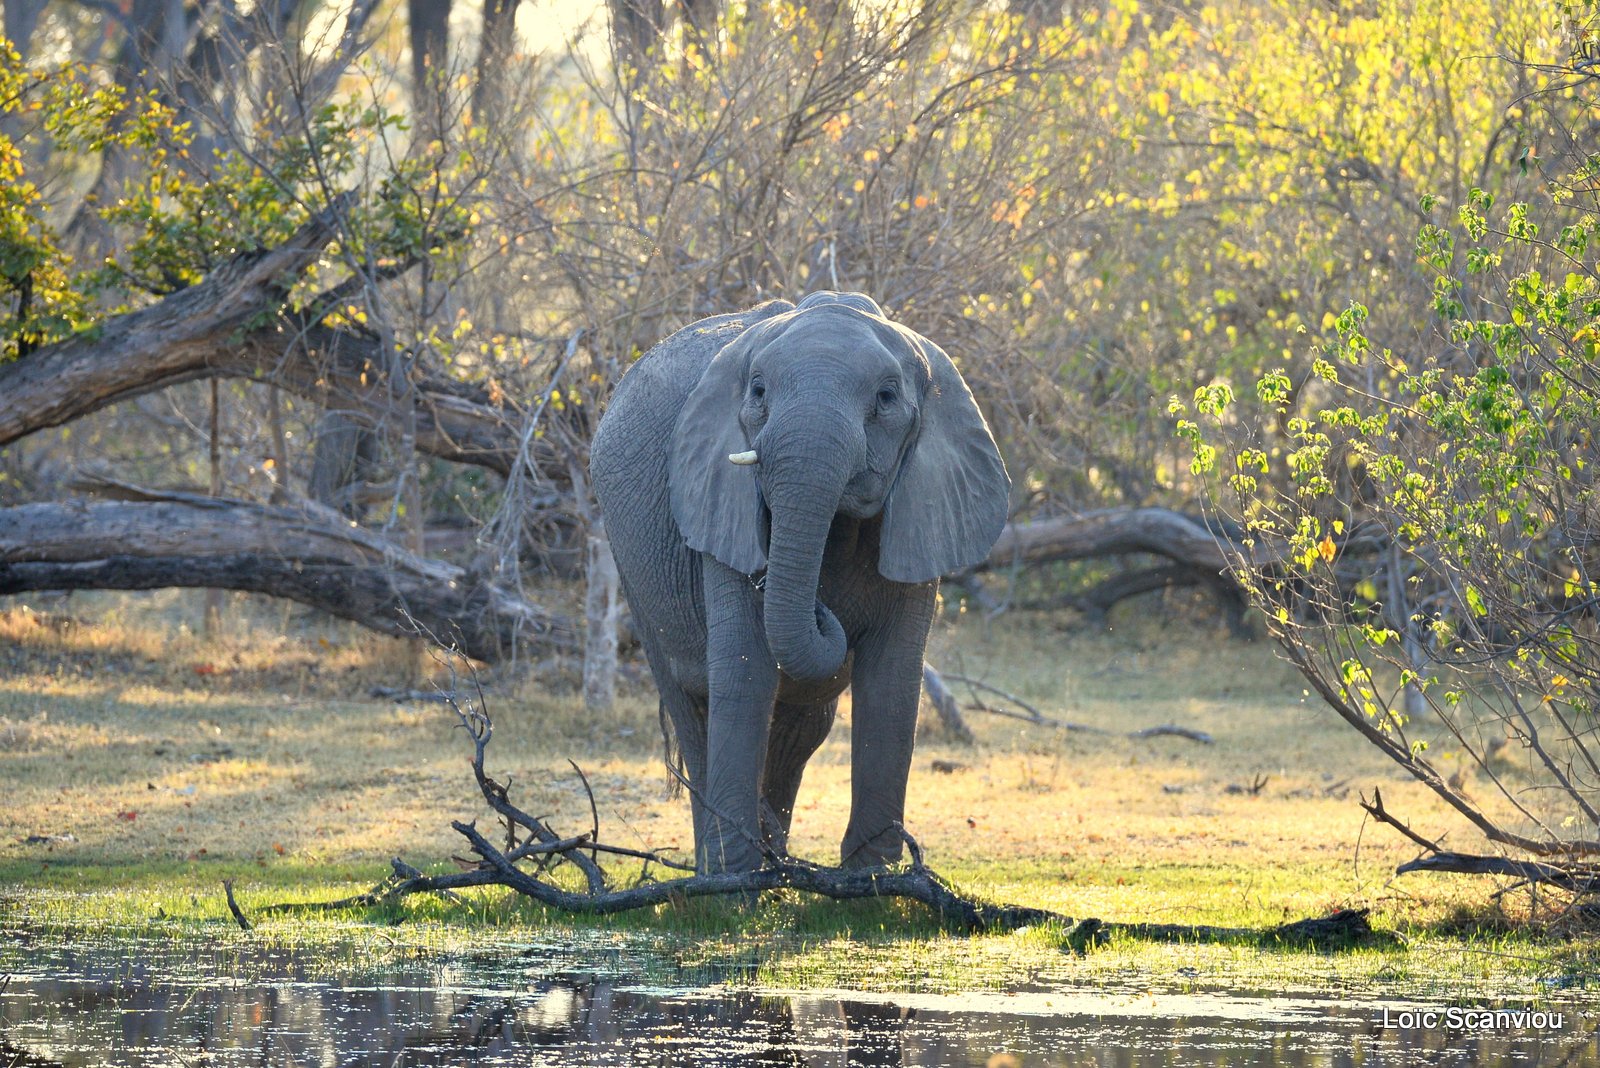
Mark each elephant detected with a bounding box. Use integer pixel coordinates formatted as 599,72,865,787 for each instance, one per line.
589,292,1010,874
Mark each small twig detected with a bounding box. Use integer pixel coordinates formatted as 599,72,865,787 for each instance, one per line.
943,672,1043,721
1132,724,1216,745
569,758,602,868
961,700,1213,744
967,701,1107,733
506,833,594,860
581,841,696,872
222,879,253,931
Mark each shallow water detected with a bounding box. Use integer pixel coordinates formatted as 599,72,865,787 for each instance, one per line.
0,928,1592,1066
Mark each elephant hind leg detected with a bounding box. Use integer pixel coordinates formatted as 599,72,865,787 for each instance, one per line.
761,698,838,856
655,685,712,860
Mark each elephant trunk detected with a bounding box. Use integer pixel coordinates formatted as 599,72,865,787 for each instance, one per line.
759,415,855,683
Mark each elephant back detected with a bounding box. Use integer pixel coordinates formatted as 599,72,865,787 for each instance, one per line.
597,303,792,437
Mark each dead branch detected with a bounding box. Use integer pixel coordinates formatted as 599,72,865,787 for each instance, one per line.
447,695,610,894
982,508,1241,572
1358,787,1442,853
920,662,975,743
226,691,1393,945
1360,786,1600,895
1086,908,1380,948
1395,853,1600,894
934,671,1213,744
1086,563,1249,636
0,260,562,481
942,671,1043,721
370,686,456,702
236,689,1066,931
0,202,348,448
1132,725,1216,744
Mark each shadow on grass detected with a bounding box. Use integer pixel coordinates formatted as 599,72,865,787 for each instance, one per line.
1073,909,1400,954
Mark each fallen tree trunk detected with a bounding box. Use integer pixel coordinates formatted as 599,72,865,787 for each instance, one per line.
980,508,1242,573
0,494,571,661
0,207,342,449
0,214,565,482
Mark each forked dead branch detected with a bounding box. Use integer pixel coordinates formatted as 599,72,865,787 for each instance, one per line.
239,689,1064,932
228,686,1381,948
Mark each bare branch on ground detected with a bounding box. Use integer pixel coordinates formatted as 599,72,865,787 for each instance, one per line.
934,670,1213,744
224,690,1375,946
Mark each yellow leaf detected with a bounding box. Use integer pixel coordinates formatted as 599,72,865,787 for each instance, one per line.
1317,535,1337,564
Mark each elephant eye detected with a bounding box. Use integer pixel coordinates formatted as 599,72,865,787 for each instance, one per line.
876,386,898,407
750,380,766,400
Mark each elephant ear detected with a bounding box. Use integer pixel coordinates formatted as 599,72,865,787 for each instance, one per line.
879,334,1010,584
668,314,785,576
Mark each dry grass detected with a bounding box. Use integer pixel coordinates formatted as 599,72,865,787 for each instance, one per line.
0,590,1546,940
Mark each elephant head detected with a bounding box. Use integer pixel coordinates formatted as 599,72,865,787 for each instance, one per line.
667,292,1010,682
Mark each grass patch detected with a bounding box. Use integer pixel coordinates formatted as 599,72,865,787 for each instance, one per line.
2,593,1597,998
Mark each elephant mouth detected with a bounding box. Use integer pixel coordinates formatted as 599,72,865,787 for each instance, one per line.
838,471,888,519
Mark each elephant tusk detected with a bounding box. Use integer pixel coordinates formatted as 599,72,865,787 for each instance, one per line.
727,450,759,466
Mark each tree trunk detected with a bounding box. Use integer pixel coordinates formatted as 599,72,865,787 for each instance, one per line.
0,206,342,448
0,493,572,663
608,0,666,80
307,408,380,517
409,0,452,100
203,379,225,638
473,0,523,125
582,519,621,711
265,385,289,504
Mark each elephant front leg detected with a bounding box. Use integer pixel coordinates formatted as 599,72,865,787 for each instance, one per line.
701,559,780,874
841,582,938,868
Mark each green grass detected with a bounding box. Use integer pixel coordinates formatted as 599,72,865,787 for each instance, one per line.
2,592,1598,1000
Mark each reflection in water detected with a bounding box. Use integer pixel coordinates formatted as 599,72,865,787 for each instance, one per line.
0,932,1591,1066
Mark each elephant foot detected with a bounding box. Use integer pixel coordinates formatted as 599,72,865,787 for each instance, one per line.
696,837,767,878
840,824,905,869
759,799,791,859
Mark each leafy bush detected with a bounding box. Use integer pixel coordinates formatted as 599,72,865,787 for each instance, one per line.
1180,19,1600,884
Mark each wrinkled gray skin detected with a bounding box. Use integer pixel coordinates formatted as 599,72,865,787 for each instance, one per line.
590,293,1010,874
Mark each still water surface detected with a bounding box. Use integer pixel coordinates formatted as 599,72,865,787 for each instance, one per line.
0,929,1592,1066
